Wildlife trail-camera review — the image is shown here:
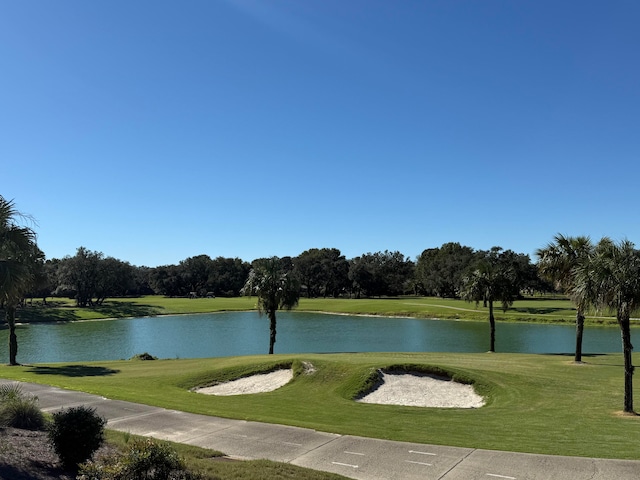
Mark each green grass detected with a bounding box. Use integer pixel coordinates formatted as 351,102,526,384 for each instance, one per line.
2,352,639,460
15,294,627,326
15,296,257,322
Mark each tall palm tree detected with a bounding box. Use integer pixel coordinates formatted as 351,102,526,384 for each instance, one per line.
580,238,640,413
536,234,594,362
0,196,39,365
461,247,519,352
242,257,300,354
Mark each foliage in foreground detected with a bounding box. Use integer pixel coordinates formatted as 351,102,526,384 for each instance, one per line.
0,383,45,430
98,431,352,480
79,438,202,480
48,405,107,469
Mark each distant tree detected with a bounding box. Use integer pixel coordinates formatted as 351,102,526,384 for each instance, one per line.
57,248,135,306
499,250,538,297
536,234,595,362
209,257,251,296
148,264,185,297
415,242,476,297
380,250,414,296
57,247,102,307
132,265,155,296
294,249,325,298
350,253,385,297
348,251,413,297
242,257,300,354
0,196,41,365
320,248,350,298
461,247,520,352
414,248,438,296
580,238,640,413
94,257,135,304
180,254,213,297
348,255,374,298
294,248,349,298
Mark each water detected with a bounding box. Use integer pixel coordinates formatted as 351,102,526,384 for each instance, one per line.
7,311,628,363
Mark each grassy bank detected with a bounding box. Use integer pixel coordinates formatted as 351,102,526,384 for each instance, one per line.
1,352,638,460
13,295,624,325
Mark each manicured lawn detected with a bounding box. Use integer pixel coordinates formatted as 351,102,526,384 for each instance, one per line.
2,352,638,460
16,294,623,325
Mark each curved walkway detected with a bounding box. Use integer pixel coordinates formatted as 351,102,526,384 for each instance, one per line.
5,380,640,480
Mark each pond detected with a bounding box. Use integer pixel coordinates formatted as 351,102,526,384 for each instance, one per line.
8,311,629,364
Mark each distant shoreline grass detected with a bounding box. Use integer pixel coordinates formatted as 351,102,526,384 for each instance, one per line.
9,294,633,327
1,352,639,460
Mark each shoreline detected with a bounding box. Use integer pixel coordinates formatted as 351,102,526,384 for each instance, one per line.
8,308,631,328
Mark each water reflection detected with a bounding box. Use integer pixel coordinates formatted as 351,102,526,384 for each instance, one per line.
10,311,627,364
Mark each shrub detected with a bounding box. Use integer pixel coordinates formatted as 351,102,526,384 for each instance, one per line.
79,438,202,480
48,405,106,469
0,383,24,402
130,352,157,361
0,383,45,430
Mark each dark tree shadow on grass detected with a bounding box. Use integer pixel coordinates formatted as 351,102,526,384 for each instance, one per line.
547,353,607,357
1,300,162,325
27,365,119,377
90,301,161,319
511,307,572,315
1,307,81,323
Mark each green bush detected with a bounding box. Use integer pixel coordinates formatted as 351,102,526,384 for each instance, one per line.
130,352,158,361
48,405,106,469
79,438,202,480
0,383,45,430
0,383,24,402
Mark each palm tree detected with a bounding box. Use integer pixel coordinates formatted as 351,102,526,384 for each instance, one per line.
461,247,519,352
536,234,594,363
0,196,39,365
580,238,640,413
242,257,300,354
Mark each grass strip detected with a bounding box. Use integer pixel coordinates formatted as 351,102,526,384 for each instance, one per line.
2,352,638,460
104,431,351,480
14,295,632,326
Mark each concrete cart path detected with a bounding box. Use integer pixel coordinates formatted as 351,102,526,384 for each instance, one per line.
6,380,640,480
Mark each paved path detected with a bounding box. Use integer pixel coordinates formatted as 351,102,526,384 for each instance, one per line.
5,380,640,480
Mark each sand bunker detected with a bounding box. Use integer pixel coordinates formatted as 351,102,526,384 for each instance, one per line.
195,368,484,408
195,369,294,396
357,371,485,408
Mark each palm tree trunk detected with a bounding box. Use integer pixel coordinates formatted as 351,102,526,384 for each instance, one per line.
6,305,18,366
489,299,495,353
268,309,277,355
575,310,585,363
618,314,634,413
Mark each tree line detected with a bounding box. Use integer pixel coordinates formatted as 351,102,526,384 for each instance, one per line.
2,195,639,413
26,243,550,307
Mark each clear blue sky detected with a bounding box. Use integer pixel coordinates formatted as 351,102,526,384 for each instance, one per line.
2,1,639,267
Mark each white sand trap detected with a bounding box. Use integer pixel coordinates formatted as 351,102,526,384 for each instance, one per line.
357,372,485,408
195,369,293,396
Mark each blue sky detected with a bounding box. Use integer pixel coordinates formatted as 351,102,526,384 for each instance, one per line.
2,1,639,267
